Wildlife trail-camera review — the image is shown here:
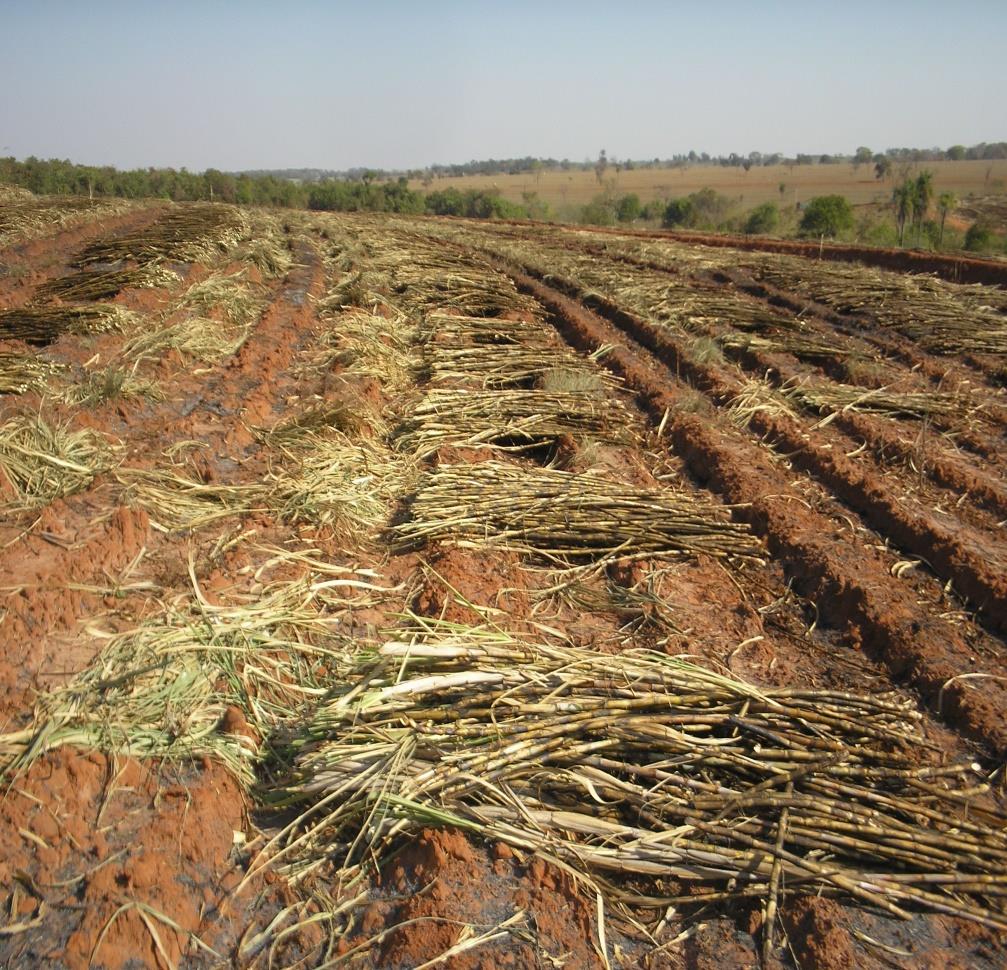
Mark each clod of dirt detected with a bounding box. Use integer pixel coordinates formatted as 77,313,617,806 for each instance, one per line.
339,827,604,969
784,896,858,970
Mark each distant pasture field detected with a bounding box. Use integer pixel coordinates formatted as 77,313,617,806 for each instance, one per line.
408,158,1007,214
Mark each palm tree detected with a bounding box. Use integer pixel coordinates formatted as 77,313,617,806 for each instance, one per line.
911,170,934,245
893,180,914,246
937,191,957,249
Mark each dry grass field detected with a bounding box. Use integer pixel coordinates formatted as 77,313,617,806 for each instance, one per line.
408,158,1007,212
0,196,1006,968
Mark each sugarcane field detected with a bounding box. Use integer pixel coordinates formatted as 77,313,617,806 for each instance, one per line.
0,190,1003,970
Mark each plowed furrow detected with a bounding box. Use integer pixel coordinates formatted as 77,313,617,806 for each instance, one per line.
531,230,1007,436
488,261,1007,758
715,332,1007,533
483,251,1007,633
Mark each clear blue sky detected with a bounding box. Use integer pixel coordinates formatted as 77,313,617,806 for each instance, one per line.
0,0,1003,172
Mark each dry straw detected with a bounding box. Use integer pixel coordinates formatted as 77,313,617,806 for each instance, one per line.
256,402,374,450
308,308,416,391
239,212,294,279
59,364,164,407
120,315,250,363
266,435,411,534
726,377,800,429
0,414,116,510
115,467,266,532
0,570,391,787
117,436,405,535
0,352,65,394
118,270,265,365
175,269,263,326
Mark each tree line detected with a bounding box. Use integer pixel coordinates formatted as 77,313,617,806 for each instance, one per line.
0,156,545,220
249,142,1007,183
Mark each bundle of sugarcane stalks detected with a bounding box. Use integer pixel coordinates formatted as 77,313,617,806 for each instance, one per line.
0,352,64,394
720,330,863,362
394,388,634,458
0,304,135,344
426,342,596,389
396,462,760,564
912,320,1007,357
74,204,248,265
784,379,987,425
262,625,1007,943
34,264,181,303
374,239,540,318
422,312,555,348
420,313,619,390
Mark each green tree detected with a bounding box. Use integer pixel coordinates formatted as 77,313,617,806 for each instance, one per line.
688,187,733,227
743,201,779,235
663,197,694,228
964,223,994,252
799,195,854,238
616,193,642,222
853,146,873,169
946,145,967,161
937,191,957,248
580,197,615,226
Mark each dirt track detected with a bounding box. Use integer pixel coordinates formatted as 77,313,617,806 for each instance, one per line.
0,202,1005,969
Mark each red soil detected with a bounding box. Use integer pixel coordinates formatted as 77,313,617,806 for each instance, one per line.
0,749,260,969
338,827,608,968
